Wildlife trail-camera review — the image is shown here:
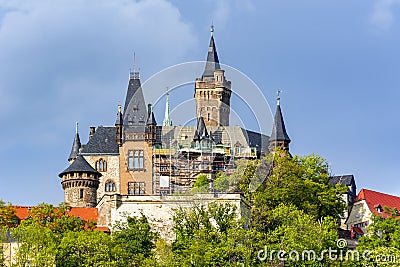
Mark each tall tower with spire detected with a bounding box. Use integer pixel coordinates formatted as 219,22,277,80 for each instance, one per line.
268,91,291,152
162,87,173,126
195,26,231,127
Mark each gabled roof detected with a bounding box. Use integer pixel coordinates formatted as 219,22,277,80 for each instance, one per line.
202,35,221,78
58,155,101,178
356,189,400,218
68,132,81,161
270,104,290,142
81,126,119,155
193,116,209,141
329,175,355,187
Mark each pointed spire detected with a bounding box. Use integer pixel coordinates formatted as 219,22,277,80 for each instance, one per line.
147,104,157,125
202,25,220,78
115,104,123,125
193,116,209,142
68,122,82,162
269,92,291,146
162,87,173,126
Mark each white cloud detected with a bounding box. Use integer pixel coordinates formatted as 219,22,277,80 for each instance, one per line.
0,0,197,121
370,0,400,30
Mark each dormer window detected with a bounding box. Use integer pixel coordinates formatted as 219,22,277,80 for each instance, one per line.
375,204,383,213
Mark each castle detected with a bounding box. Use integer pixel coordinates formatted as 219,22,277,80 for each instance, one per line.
58,28,292,238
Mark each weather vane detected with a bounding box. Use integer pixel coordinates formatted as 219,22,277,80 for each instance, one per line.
277,90,282,105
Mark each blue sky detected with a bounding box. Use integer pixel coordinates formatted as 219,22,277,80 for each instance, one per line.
1,0,400,205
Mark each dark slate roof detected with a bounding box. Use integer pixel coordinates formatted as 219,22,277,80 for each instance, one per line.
202,36,221,78
68,133,81,161
59,155,101,178
193,116,209,141
270,104,291,142
147,111,157,125
123,76,148,131
81,126,119,155
329,175,355,187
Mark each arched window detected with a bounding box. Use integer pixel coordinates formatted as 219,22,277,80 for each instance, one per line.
95,159,107,172
105,180,116,192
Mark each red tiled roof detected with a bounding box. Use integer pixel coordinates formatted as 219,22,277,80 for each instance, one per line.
67,207,98,222
13,206,99,225
14,206,31,220
356,189,400,218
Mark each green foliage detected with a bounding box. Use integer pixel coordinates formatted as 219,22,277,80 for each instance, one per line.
251,151,347,232
56,230,113,267
0,200,17,228
357,215,400,266
192,174,209,193
21,203,85,234
112,214,158,266
213,171,230,192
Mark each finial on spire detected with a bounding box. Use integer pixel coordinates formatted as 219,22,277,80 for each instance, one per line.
210,23,214,37
118,103,122,113
277,90,282,106
75,121,79,134
130,52,140,79
133,52,136,73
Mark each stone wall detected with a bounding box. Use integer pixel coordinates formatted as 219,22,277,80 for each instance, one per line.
97,193,250,242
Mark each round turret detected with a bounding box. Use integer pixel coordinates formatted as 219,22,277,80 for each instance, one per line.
58,155,101,208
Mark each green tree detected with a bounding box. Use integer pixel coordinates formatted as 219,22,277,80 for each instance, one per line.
167,202,254,266
56,230,113,267
13,224,58,267
0,200,17,228
357,214,400,266
213,171,230,192
251,150,347,232
112,215,158,266
192,174,209,193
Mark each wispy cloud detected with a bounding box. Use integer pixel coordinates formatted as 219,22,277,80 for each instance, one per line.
212,0,254,29
370,0,400,31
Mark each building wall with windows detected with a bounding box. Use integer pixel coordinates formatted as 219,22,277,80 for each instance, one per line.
84,155,120,200
119,140,153,196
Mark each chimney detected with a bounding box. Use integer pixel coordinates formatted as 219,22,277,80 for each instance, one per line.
89,127,96,139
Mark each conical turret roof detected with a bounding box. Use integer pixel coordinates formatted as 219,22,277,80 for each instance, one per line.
202,27,221,78
59,155,101,178
68,123,81,161
270,102,290,143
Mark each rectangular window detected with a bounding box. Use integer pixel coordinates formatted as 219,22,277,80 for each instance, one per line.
128,150,144,170
128,182,145,195
79,189,84,199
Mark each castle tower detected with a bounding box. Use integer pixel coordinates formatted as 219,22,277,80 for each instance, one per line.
58,155,101,207
268,93,291,152
68,122,82,163
146,103,157,145
195,26,231,127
